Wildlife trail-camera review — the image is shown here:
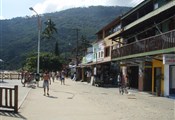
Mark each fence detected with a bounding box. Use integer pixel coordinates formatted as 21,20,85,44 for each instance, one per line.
0,73,21,80
0,85,18,113
112,29,175,58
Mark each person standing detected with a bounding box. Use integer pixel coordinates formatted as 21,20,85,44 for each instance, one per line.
23,71,30,87
51,71,55,82
86,70,91,83
73,71,76,81
93,67,97,85
56,71,60,80
117,73,121,86
43,71,50,96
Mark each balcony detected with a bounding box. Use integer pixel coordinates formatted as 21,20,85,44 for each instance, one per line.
112,30,175,59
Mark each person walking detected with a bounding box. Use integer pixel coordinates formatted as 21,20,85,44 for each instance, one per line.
56,71,60,80
61,69,65,85
43,71,50,96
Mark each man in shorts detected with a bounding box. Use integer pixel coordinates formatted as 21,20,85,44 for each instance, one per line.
43,71,50,96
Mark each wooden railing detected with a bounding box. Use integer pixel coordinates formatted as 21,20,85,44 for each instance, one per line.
0,73,22,80
112,30,175,58
0,85,18,113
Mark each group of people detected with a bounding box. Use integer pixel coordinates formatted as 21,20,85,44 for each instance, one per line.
21,71,35,87
21,69,66,96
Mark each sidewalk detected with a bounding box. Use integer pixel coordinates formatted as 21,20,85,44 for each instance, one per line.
0,78,174,120
0,79,31,110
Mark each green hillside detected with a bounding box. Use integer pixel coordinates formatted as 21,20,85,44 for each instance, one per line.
0,6,131,70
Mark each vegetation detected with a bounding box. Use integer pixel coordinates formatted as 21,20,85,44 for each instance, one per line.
42,18,57,40
23,52,63,72
0,6,131,70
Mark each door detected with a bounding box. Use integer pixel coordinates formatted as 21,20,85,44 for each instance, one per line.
170,65,175,95
144,68,152,91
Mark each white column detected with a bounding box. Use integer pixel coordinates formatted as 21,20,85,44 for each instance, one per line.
164,64,169,96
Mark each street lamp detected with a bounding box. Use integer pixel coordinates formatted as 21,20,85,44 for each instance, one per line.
29,7,41,74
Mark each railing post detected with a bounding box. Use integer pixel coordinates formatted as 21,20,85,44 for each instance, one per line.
0,88,2,107
14,85,18,113
10,73,12,80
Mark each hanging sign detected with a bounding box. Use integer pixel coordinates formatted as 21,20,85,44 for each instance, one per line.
163,54,175,64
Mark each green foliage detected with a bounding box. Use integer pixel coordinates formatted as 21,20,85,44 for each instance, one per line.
24,52,63,72
0,6,131,70
42,18,57,40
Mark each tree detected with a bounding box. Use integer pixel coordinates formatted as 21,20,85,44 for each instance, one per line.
42,18,57,39
24,52,63,72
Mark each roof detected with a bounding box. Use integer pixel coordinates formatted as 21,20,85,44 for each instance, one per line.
96,16,121,35
121,0,151,20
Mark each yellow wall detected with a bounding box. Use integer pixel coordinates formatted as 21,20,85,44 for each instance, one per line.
152,59,164,96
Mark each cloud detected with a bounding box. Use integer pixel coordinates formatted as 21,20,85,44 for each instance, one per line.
33,0,144,14
0,15,5,20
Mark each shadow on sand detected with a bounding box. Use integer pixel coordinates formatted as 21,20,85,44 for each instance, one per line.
0,111,27,120
46,95,58,99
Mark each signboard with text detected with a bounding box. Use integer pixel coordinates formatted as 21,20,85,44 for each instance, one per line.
163,54,175,64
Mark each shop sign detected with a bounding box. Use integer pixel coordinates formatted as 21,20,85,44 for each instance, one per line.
163,54,175,64
86,54,93,63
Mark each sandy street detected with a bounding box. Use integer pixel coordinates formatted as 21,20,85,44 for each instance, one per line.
1,78,174,120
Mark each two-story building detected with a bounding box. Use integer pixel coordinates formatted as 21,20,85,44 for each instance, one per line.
81,0,175,97
110,0,175,96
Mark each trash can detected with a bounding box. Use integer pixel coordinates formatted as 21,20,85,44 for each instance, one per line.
35,73,40,81
35,73,40,87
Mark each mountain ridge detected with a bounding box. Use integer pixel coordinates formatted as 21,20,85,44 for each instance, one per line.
0,6,131,69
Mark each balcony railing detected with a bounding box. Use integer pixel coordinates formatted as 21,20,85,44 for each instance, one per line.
112,29,175,59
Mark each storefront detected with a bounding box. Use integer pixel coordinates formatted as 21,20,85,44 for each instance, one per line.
163,54,175,96
152,59,164,96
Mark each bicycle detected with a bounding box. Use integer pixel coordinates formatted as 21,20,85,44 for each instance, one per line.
118,83,128,95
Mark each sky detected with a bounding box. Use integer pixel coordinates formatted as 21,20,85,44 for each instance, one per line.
0,0,144,20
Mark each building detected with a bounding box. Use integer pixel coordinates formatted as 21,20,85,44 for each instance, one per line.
110,0,175,96
80,0,175,97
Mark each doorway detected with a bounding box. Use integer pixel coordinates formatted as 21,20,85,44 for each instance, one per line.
169,65,175,95
154,67,161,95
144,68,152,91
129,66,139,89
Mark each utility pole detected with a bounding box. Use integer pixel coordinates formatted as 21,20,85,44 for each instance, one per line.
73,28,80,66
72,28,80,81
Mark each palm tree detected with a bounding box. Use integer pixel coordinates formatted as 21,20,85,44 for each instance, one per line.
42,18,57,39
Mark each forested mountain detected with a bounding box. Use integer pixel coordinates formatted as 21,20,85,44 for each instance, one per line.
0,6,131,70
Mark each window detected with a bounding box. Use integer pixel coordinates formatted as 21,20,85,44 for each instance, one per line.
101,51,104,58
98,52,100,58
94,53,96,59
154,3,158,9
104,47,110,57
